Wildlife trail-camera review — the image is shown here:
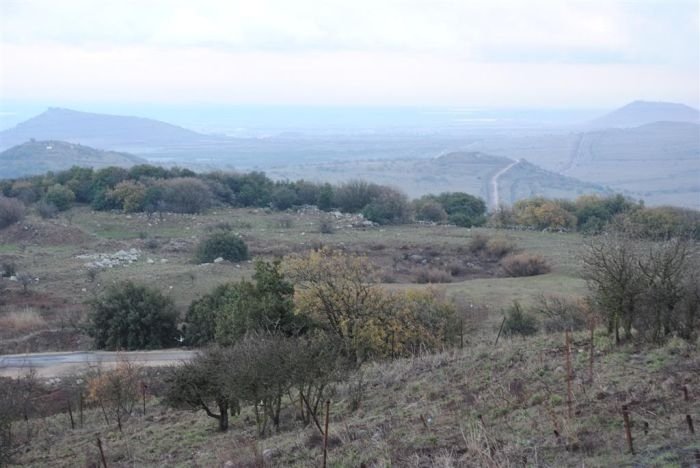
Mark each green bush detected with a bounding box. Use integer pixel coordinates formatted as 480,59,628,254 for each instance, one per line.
502,302,538,337
88,281,178,350
195,231,249,263
43,184,75,211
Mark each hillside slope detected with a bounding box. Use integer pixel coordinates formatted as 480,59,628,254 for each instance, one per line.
0,140,146,178
268,151,609,208
465,122,700,208
0,108,215,152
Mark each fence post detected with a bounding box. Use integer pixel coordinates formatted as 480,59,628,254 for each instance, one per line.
322,400,330,468
622,405,634,455
565,329,574,418
96,435,108,468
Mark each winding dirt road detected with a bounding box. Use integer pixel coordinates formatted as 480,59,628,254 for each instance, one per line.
0,349,197,378
489,159,520,209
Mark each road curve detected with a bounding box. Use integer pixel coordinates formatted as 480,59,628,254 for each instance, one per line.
0,349,197,378
489,159,520,209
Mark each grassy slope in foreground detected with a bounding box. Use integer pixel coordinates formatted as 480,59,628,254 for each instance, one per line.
13,333,700,467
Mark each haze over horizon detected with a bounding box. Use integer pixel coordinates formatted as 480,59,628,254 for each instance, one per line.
1,0,698,127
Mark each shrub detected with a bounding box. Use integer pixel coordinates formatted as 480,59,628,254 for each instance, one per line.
195,232,249,263
88,281,178,350
0,197,25,229
414,267,452,284
270,186,299,210
485,238,516,259
501,253,551,277
318,216,335,234
414,199,448,223
467,233,489,254
534,295,589,333
36,200,58,219
502,302,538,337
436,192,487,227
333,180,383,213
43,184,75,211
1,261,16,278
361,187,411,225
154,177,213,213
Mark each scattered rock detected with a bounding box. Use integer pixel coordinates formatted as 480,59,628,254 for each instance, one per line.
213,257,224,264
262,448,281,461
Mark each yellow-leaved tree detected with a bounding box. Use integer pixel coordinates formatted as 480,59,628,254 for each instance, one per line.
283,248,457,361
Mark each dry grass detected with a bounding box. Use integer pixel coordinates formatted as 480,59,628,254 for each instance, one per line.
0,308,47,334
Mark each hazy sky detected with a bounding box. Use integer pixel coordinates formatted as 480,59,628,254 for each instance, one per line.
1,0,698,108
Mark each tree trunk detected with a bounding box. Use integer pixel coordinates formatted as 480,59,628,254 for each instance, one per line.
217,400,229,431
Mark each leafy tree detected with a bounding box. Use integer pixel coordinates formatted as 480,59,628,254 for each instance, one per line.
88,281,178,350
154,177,213,213
414,198,448,223
164,347,238,431
362,187,411,225
317,183,334,211
270,186,299,210
194,231,249,263
185,260,303,345
107,180,147,212
43,184,75,211
86,360,142,432
435,192,487,227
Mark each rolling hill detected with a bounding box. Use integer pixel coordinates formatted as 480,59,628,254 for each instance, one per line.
267,151,610,209
464,121,700,208
0,140,147,178
588,100,700,128
0,107,218,152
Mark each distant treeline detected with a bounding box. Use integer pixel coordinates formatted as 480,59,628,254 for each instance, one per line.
0,164,698,238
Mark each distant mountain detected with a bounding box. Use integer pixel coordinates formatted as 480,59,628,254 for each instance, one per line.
267,151,609,209
589,100,700,128
0,107,218,152
0,140,147,179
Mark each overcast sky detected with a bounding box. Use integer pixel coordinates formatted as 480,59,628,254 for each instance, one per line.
0,0,698,108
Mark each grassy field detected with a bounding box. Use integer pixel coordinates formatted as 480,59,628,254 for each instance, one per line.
0,206,587,351
2,206,698,467
9,332,700,467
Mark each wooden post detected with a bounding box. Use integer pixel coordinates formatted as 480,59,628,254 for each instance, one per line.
67,398,75,430
96,435,108,468
622,405,634,455
79,393,84,427
588,320,595,383
686,414,695,434
322,400,330,468
142,382,147,416
459,318,464,349
682,385,689,402
494,316,506,346
565,329,574,418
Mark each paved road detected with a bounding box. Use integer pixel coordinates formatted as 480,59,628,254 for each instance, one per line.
0,349,197,378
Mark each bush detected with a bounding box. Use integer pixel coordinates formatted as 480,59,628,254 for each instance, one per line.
414,199,448,223
534,295,589,333
0,197,25,229
502,302,538,337
36,200,58,219
467,233,489,254
88,281,178,350
44,184,75,211
1,261,17,278
414,267,452,284
318,216,335,234
485,238,516,259
154,177,213,213
501,253,551,277
361,187,411,225
195,231,249,263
